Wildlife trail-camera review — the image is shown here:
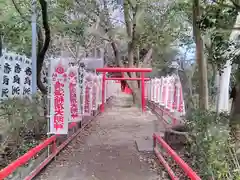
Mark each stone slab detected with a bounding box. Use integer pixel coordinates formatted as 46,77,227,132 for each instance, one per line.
135,137,154,152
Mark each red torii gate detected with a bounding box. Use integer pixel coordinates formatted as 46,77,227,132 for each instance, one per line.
96,67,152,112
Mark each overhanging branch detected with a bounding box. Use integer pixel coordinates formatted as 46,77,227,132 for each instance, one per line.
11,0,31,23
230,0,240,11
124,0,132,37
142,48,153,65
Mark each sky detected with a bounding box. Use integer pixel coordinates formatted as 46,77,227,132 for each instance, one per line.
179,45,195,61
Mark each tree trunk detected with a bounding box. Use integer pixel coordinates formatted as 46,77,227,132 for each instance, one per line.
128,79,141,105
230,81,240,154
0,31,2,57
178,70,194,119
37,0,51,95
192,0,209,110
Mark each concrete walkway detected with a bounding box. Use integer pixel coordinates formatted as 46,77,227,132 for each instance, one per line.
36,93,164,180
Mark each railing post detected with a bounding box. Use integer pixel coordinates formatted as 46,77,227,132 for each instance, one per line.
52,139,57,158
153,134,156,150
100,72,106,112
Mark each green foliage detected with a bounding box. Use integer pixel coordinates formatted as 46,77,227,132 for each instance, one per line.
170,0,194,45
199,3,238,32
48,0,87,39
173,0,240,71
0,0,88,56
187,110,240,179
134,1,189,68
0,0,32,55
198,1,239,72
0,94,47,169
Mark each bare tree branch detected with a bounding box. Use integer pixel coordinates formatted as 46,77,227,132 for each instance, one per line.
126,0,134,10
11,0,31,23
124,0,132,37
66,43,77,59
230,0,240,10
142,48,153,65
212,0,240,11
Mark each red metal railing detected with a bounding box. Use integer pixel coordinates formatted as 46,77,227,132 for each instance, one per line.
147,99,200,179
0,135,56,179
148,101,181,126
153,133,201,180
0,107,102,180
155,103,178,125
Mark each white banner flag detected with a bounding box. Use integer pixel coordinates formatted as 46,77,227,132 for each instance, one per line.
67,66,81,122
83,73,92,116
0,52,32,100
49,59,69,134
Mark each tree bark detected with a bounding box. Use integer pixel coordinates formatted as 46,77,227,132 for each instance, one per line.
122,0,141,104
37,0,51,95
178,69,194,119
192,0,209,110
0,32,2,57
97,0,149,105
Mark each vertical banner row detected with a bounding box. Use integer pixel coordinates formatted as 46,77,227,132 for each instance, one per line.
145,75,185,116
48,62,120,135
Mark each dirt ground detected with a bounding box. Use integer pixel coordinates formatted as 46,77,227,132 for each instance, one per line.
35,93,168,180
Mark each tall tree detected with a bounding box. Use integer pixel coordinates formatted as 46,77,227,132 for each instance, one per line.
74,0,186,103
192,0,209,110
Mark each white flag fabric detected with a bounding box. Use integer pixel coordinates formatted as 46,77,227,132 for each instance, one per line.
49,59,69,134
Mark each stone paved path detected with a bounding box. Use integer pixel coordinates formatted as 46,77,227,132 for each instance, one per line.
35,93,165,180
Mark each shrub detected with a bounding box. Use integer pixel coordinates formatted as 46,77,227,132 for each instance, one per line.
187,110,240,179
0,93,47,169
